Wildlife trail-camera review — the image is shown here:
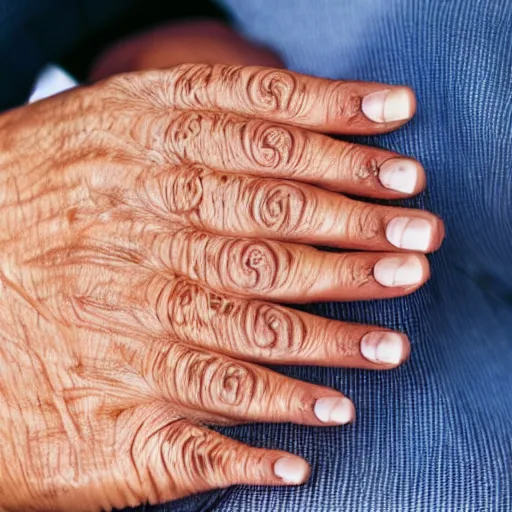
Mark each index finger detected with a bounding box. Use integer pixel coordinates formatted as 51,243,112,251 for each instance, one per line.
123,64,416,134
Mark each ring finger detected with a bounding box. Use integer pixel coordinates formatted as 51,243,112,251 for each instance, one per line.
145,275,410,369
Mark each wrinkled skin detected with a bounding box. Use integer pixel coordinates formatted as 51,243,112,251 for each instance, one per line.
0,64,444,511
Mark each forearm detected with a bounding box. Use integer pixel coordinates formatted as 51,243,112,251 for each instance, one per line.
89,19,283,81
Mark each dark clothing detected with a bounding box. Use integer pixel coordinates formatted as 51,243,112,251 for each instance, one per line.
0,0,224,110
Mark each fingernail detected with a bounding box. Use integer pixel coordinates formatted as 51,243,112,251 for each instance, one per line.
374,256,423,287
314,396,354,425
362,89,412,123
386,217,432,251
379,159,418,194
360,332,405,365
274,457,309,484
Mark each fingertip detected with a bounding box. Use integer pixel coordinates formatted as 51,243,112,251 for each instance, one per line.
414,160,427,194
373,254,429,289
362,87,416,125
386,216,444,253
402,332,412,363
313,395,355,425
398,86,417,121
431,215,446,251
378,158,426,196
273,456,311,485
360,331,411,367
421,253,432,283
408,87,418,118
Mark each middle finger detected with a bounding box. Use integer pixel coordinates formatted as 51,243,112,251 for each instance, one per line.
139,168,444,253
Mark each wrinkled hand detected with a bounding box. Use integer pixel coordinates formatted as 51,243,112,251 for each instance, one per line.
0,65,443,511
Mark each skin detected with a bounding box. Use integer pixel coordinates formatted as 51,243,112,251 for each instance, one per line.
89,20,285,80
0,32,444,512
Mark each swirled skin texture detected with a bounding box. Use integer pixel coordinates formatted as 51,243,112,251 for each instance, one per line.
0,64,444,511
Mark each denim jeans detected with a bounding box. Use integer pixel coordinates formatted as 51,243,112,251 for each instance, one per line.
138,0,512,511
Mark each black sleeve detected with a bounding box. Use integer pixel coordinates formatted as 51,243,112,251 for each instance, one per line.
0,0,227,111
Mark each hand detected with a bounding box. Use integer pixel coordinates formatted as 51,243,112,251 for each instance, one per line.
89,20,284,81
0,64,443,511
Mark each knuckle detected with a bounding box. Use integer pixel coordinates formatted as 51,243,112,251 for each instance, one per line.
160,228,209,280
126,417,181,502
213,360,255,407
243,301,308,357
154,278,195,334
168,281,202,329
172,346,211,400
170,64,215,108
180,432,220,485
145,344,175,385
246,68,307,117
178,347,257,409
346,203,382,242
164,166,205,214
249,179,309,234
340,144,380,182
139,165,205,217
132,418,223,496
337,254,373,288
166,112,204,161
332,326,361,357
219,64,244,86
159,278,234,337
168,423,230,488
243,120,305,170
328,83,362,124
217,238,291,294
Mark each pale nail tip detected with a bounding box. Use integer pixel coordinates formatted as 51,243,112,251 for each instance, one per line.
383,90,412,122
376,336,404,364
274,457,308,484
402,222,432,251
362,333,404,364
394,263,423,286
386,218,432,251
314,397,353,424
330,398,354,425
374,257,413,287
379,162,418,194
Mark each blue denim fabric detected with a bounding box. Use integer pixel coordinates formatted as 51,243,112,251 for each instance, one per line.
140,0,512,511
